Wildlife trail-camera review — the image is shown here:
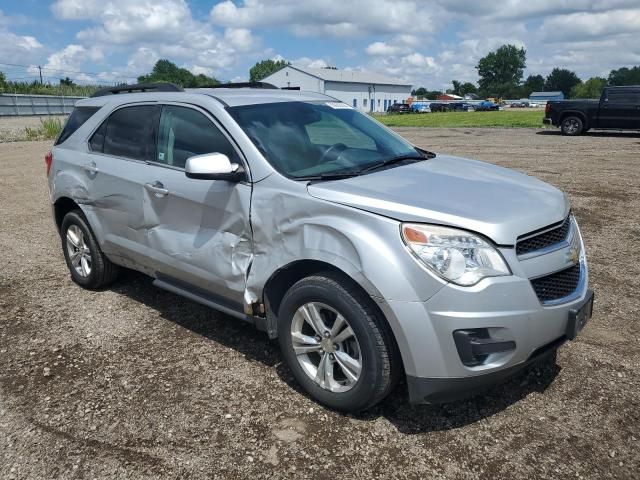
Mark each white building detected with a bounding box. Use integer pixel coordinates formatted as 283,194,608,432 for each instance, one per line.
261,65,412,113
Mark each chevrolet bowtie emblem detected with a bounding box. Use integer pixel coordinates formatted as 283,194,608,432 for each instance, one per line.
568,246,579,264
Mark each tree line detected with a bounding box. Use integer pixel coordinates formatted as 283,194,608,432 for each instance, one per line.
414,45,640,100
2,54,638,99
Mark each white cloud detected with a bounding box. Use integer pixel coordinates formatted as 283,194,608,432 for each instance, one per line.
45,44,103,73
210,0,437,37
48,0,263,81
0,10,43,67
291,57,331,69
366,42,404,57
540,8,640,42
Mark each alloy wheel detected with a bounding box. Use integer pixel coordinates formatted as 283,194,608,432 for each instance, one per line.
66,225,92,277
290,302,362,393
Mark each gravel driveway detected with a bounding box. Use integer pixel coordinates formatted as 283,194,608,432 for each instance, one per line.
1,128,638,479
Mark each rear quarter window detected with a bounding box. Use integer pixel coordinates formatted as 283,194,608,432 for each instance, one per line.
92,105,159,161
55,106,101,145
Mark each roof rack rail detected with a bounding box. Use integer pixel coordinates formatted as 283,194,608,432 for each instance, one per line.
91,82,183,98
197,82,279,90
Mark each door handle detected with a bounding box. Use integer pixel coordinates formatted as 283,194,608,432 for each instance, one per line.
83,162,99,173
145,181,169,197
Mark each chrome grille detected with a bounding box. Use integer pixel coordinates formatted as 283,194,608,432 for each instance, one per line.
516,216,571,256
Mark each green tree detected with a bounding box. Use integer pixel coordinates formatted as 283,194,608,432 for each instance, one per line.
522,74,545,96
60,77,75,87
571,77,607,99
249,59,290,82
476,44,526,98
412,87,428,98
451,80,477,96
138,59,219,88
545,68,581,98
608,66,640,86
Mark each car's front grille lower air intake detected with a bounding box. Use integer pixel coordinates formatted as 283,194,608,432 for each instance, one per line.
530,263,581,303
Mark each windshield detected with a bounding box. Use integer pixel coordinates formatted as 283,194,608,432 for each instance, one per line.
228,101,419,178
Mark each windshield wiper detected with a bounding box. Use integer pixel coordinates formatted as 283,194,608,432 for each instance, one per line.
357,153,430,174
296,171,361,182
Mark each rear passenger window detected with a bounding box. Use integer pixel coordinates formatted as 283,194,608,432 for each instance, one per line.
607,91,640,104
55,106,100,145
101,105,159,161
155,106,240,169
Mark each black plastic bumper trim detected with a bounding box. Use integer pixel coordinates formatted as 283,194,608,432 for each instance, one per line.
407,336,567,404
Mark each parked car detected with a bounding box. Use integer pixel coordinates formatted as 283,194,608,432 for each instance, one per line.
475,100,500,111
544,85,640,135
510,102,528,108
429,102,450,112
48,83,593,412
387,103,412,114
449,102,474,112
412,103,431,113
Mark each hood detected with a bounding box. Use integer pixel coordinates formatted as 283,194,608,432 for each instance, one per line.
307,155,569,245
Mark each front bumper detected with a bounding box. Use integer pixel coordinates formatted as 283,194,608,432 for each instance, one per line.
406,334,566,403
398,287,593,404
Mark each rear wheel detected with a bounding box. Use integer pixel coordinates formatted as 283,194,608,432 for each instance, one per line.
278,273,399,412
561,116,584,136
61,210,119,289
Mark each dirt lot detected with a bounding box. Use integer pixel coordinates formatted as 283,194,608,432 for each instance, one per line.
1,127,639,479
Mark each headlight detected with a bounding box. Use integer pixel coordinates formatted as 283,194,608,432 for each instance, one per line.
401,223,511,286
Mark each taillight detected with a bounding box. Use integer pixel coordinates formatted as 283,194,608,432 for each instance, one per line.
45,151,53,176
545,102,551,115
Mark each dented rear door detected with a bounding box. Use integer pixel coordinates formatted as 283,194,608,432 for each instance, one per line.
83,104,161,271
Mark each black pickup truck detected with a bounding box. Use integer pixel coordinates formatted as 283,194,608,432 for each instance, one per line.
543,85,640,135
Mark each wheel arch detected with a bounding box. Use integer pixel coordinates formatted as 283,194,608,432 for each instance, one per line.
262,259,406,375
53,196,82,232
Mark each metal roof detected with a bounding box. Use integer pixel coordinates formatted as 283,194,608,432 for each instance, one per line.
278,65,412,87
529,91,563,97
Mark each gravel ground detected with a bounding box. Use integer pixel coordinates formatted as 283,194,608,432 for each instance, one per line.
1,128,639,479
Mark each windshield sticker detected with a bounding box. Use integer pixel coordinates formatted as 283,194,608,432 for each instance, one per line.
326,102,353,109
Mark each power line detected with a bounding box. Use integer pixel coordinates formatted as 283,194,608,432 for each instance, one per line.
0,61,139,83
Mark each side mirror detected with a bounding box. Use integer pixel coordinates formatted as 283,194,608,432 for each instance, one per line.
185,153,244,181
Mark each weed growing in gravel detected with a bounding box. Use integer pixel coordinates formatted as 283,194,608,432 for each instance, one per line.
21,117,63,141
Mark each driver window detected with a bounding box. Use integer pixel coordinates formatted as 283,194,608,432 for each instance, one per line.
156,105,239,169
305,111,376,150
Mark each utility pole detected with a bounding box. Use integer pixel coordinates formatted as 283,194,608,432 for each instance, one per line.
38,66,43,84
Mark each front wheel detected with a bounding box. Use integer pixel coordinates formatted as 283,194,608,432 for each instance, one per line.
561,116,584,136
278,273,399,412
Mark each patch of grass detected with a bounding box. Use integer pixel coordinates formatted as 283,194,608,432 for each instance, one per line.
375,109,545,128
21,117,63,141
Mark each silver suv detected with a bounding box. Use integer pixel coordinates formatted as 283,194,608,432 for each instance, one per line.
48,83,593,412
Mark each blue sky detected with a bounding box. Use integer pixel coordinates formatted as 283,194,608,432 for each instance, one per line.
1,1,639,89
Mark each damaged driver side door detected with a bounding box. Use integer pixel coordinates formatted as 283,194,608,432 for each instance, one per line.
141,104,253,308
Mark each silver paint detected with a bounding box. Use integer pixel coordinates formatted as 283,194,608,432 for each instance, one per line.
49,88,590,383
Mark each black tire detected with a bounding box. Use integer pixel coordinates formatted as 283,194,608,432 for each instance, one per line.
560,115,584,136
60,210,119,289
278,272,400,412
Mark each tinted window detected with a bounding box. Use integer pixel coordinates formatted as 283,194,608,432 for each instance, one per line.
55,106,100,145
608,91,640,104
89,120,107,152
103,105,159,161
156,106,239,169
